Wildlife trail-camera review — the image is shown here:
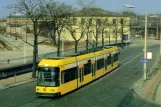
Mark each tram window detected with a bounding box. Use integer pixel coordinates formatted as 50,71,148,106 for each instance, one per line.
114,53,118,62
97,58,104,70
107,56,111,65
37,67,60,86
61,67,77,84
84,63,91,75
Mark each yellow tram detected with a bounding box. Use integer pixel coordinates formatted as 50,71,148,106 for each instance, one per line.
36,46,119,97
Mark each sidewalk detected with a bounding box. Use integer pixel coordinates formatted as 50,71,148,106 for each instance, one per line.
133,69,161,106
0,34,57,68
0,34,57,61
133,55,161,106
0,72,36,90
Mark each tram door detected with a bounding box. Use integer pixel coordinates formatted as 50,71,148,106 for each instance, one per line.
91,62,96,79
78,65,84,87
111,55,114,67
105,58,107,72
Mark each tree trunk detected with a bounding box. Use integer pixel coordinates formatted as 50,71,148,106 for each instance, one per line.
50,30,56,46
32,21,38,78
86,34,89,53
121,24,124,48
115,30,117,45
96,25,98,49
102,32,104,48
109,36,110,45
57,34,60,56
115,35,117,45
75,40,78,53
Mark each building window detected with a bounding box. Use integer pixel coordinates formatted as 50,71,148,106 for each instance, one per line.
113,19,116,24
73,18,77,25
105,31,109,38
96,19,101,26
81,19,85,25
120,19,123,24
89,18,92,26
105,18,108,24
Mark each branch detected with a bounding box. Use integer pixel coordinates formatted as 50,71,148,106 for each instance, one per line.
37,39,49,44
15,33,34,47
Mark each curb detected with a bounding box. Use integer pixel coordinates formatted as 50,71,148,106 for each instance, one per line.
0,78,37,91
144,71,161,100
133,78,161,107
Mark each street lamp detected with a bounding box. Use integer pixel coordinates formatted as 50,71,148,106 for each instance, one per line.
124,4,148,80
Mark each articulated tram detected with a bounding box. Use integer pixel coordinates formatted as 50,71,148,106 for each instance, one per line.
36,46,119,97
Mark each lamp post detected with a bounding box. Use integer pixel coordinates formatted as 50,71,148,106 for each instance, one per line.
124,4,148,80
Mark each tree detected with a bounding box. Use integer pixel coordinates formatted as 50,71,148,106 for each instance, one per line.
39,1,73,56
10,0,44,78
96,18,110,48
120,17,131,47
66,18,86,53
77,0,95,52
122,10,136,17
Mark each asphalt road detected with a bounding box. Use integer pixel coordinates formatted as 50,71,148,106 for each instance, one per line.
0,40,160,107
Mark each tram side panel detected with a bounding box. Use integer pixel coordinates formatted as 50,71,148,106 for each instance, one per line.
77,55,95,88
95,51,105,78
59,64,78,95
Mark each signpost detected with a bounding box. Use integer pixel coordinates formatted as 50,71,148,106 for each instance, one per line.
141,58,147,63
147,52,152,59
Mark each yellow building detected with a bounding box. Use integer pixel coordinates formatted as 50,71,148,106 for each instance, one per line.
6,12,32,35
61,16,130,42
5,12,130,42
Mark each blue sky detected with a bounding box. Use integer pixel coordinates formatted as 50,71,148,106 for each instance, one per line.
0,0,161,18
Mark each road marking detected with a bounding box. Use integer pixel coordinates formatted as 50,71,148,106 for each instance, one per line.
119,53,141,64
116,52,142,72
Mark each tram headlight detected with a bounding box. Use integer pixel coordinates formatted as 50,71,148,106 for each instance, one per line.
50,89,54,92
36,88,39,91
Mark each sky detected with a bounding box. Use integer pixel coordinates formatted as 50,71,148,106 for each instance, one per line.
0,0,161,18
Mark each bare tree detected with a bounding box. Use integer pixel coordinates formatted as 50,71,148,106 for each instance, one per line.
77,0,95,52
66,18,86,53
39,1,73,56
9,0,45,78
97,18,110,48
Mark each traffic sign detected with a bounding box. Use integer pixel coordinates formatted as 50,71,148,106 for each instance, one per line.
141,58,147,63
147,52,152,59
